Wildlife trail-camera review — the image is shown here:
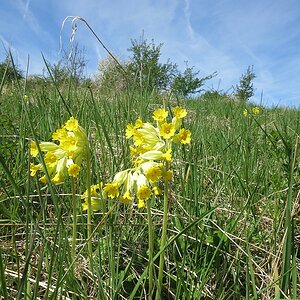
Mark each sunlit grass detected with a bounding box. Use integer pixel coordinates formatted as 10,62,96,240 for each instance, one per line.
0,67,299,299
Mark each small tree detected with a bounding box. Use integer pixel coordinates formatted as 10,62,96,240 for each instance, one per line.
0,55,23,83
172,64,217,97
96,55,128,93
127,37,177,91
235,65,256,102
61,43,88,84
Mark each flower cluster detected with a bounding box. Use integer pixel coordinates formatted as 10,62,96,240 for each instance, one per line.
96,106,191,209
30,117,88,184
243,106,262,117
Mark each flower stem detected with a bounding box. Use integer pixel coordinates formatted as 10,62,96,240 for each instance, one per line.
86,151,94,274
155,169,169,299
146,199,154,298
71,177,77,260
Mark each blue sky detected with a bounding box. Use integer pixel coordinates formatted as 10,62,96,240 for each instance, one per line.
1,0,300,107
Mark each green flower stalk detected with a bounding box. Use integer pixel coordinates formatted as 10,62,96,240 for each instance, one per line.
30,116,89,260
85,106,191,297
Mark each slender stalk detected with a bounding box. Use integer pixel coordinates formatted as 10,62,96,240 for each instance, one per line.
146,200,154,298
71,177,77,260
86,150,94,274
155,170,169,300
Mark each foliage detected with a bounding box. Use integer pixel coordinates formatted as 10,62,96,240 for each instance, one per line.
172,64,217,96
96,37,215,96
43,43,88,85
96,55,128,93
0,55,23,83
127,37,177,91
235,65,256,102
1,80,299,299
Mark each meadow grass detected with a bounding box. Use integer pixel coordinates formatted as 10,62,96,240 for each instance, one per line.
0,74,299,299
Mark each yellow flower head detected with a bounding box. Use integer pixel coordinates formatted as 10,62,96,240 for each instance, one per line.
243,109,248,117
65,116,79,132
174,128,191,144
68,163,80,177
252,106,261,115
82,198,102,211
145,165,162,182
30,141,39,157
126,124,136,139
39,175,47,184
137,185,151,201
30,163,41,176
52,128,68,141
134,118,143,128
133,131,145,146
119,190,132,204
103,182,119,198
138,199,145,209
81,183,103,211
160,122,176,139
153,186,161,195
162,149,172,162
162,169,173,181
51,172,64,184
153,108,168,122
44,151,58,169
173,107,187,119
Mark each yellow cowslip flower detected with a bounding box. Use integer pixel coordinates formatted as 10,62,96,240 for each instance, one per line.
65,116,79,131
138,199,145,209
68,163,80,177
162,169,173,181
30,116,88,184
145,165,162,182
52,128,68,141
173,107,187,119
113,170,128,186
134,118,143,128
81,184,102,199
139,149,171,162
59,135,77,158
139,150,165,161
30,141,39,157
137,185,151,201
30,163,42,176
138,123,160,145
81,184,103,211
40,142,60,152
103,182,119,198
243,109,248,116
82,198,102,211
51,172,64,184
252,107,261,115
133,131,145,146
119,190,132,204
44,151,58,169
153,108,168,122
39,175,47,184
126,124,136,139
126,118,144,139
174,128,191,144
160,122,175,139
153,186,161,195
162,149,172,162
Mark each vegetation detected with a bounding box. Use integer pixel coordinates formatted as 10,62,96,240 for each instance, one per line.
0,43,299,300
235,65,256,102
96,37,214,96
